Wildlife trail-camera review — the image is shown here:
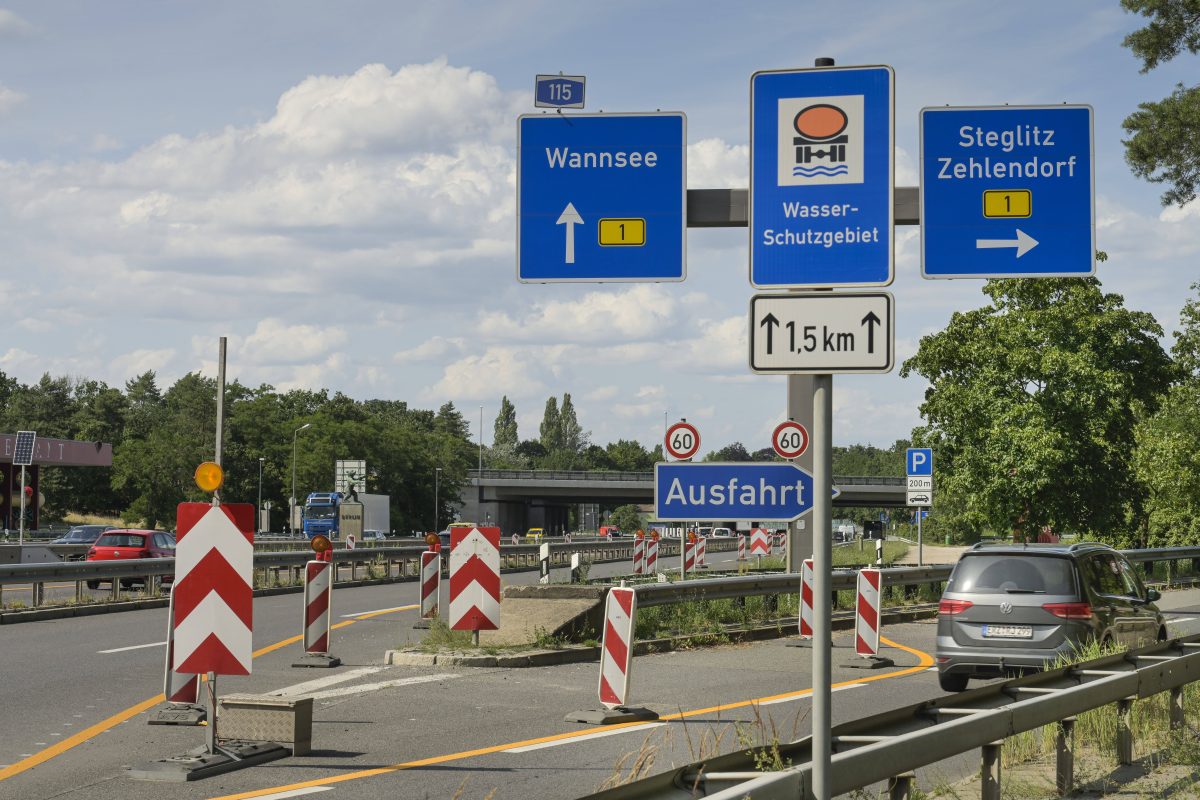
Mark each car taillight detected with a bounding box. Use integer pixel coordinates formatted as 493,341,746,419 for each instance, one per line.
86,547,96,558
1042,602,1093,620
938,599,973,615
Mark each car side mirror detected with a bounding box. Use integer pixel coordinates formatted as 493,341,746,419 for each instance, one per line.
1146,588,1161,602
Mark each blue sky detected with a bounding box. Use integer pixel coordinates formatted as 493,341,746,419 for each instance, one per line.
0,1,1196,455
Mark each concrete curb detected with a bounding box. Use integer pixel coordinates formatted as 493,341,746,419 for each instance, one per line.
386,603,940,668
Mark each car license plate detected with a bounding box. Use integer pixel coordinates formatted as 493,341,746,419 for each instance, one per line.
983,624,1033,639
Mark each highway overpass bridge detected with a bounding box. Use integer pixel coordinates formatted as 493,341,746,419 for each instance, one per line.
456,468,906,535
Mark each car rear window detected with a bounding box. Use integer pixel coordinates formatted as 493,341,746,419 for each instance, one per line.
97,533,146,548
947,554,1077,595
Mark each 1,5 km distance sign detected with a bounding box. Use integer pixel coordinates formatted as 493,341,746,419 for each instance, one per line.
920,105,1094,278
772,421,809,459
665,421,700,461
750,292,893,373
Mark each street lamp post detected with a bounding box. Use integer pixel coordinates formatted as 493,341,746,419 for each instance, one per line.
257,457,265,533
434,467,443,532
291,423,312,534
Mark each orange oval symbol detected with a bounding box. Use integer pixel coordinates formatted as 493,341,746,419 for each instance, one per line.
794,104,847,140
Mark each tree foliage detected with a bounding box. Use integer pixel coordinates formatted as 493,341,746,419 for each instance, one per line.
901,278,1175,541
493,396,518,448
1121,0,1200,205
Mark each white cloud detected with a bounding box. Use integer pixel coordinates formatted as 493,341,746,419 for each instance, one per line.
111,348,176,381
0,83,25,113
681,316,746,372
429,346,552,402
688,138,748,187
233,318,349,366
478,285,682,343
0,9,31,37
393,336,464,364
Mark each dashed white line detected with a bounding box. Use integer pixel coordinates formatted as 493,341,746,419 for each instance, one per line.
758,682,868,707
503,722,667,753
246,787,332,800
307,673,460,701
270,666,389,698
1167,617,1196,624
97,641,166,654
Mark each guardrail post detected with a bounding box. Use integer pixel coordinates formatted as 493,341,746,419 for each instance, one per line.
1170,686,1185,730
1055,717,1074,796
32,581,44,607
1116,697,1134,765
350,559,358,581
75,580,84,604
887,772,915,800
110,579,120,601
980,741,1001,800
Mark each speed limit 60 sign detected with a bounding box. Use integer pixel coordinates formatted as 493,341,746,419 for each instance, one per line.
772,420,809,460
665,421,701,461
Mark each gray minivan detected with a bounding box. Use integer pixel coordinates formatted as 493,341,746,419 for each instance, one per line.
936,542,1165,692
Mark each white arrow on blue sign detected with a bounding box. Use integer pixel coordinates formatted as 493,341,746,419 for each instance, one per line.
655,462,839,522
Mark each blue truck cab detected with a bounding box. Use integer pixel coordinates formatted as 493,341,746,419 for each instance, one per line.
303,492,343,540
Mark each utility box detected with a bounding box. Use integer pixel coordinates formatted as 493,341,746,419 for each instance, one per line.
217,694,313,755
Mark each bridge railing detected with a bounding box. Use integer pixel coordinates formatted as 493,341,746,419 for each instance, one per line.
470,468,906,486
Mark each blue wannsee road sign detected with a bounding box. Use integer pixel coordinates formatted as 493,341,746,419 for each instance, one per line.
518,113,686,282
534,74,585,109
750,65,894,288
906,448,932,477
655,462,839,522
921,105,1094,278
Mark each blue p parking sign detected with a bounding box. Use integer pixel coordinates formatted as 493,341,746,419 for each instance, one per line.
906,448,932,477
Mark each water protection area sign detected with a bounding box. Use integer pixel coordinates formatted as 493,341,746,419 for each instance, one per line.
517,112,686,282
750,65,894,288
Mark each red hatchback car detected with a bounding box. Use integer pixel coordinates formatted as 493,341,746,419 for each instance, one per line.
85,529,176,589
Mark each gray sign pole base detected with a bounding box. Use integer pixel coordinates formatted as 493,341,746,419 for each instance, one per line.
292,652,341,669
842,655,895,670
565,706,659,725
413,617,432,629
148,702,207,726
126,740,289,782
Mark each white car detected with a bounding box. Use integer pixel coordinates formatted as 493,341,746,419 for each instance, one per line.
711,527,732,537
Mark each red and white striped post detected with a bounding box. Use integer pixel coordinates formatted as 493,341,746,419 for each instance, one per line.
420,550,440,618
778,530,788,551
566,584,658,725
149,584,205,725
644,534,659,574
632,533,645,575
855,568,882,658
799,558,815,639
696,534,707,568
295,557,340,668
737,533,747,561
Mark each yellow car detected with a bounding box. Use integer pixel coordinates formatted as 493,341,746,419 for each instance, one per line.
525,527,544,541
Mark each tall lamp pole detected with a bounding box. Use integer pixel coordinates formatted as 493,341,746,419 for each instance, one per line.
291,423,312,533
434,467,443,532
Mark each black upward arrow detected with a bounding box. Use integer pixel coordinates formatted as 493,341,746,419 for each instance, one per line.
861,311,881,354
760,313,779,355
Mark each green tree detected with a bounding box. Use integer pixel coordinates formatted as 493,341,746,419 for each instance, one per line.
605,439,654,471
900,278,1175,542
1121,0,1200,206
704,442,753,462
607,503,644,533
493,396,518,448
558,393,587,455
538,396,561,453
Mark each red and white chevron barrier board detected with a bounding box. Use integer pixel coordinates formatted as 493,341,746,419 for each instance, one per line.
303,560,333,654
598,586,637,708
420,551,440,619
645,536,658,573
632,535,645,575
750,528,771,556
799,558,815,639
697,535,706,567
737,533,746,561
684,539,696,573
163,584,199,703
855,568,882,657
173,502,255,676
449,526,501,631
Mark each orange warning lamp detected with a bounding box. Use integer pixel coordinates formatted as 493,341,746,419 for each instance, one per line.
651,530,660,541
194,461,224,493
310,534,333,562
687,530,697,543
425,532,441,551
635,529,645,539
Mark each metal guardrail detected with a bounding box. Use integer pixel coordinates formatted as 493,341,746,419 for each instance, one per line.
587,630,1200,800
469,468,906,487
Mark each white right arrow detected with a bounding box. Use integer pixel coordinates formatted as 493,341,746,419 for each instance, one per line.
556,202,584,264
976,228,1039,258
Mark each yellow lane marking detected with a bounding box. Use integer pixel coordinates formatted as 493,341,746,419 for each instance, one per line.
0,602,419,782
207,634,936,800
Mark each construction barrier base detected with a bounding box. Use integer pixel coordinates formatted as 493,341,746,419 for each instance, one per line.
412,617,432,629
126,741,289,782
564,706,659,726
147,703,207,726
842,654,895,670
292,652,342,669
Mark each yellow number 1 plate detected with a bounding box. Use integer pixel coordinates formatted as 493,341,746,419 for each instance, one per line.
598,218,646,246
983,190,1032,218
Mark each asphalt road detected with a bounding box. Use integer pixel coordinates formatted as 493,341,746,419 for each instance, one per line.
5,557,1197,800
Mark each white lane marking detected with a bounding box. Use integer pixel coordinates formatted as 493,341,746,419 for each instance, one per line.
758,683,868,707
270,666,389,698
926,667,938,672
340,604,417,618
1167,617,1196,624
248,788,332,800
97,640,166,654
308,673,460,701
503,722,667,753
